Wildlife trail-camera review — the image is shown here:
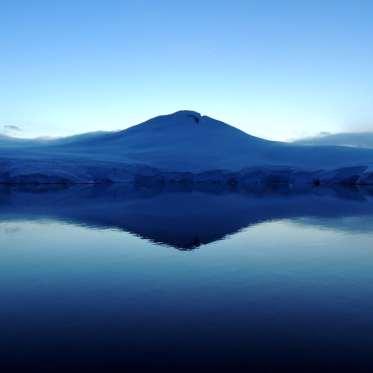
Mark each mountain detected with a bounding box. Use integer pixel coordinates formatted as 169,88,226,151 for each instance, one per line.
1,110,373,185
294,131,373,149
47,110,279,170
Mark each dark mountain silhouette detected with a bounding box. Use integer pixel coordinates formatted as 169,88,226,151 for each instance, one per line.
1,185,373,250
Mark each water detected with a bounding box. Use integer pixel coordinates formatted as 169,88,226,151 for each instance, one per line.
1,185,373,371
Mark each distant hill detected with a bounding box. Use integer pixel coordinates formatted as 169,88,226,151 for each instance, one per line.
294,132,373,149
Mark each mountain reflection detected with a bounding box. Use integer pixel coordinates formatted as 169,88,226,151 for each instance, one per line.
1,184,373,249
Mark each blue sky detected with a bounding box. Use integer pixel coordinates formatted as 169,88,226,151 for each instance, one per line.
1,0,373,140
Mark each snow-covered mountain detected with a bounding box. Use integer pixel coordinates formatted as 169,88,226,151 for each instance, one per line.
1,110,373,185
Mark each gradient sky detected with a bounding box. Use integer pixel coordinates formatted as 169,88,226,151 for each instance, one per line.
1,0,373,140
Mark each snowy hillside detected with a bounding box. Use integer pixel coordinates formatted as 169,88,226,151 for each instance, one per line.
1,110,373,185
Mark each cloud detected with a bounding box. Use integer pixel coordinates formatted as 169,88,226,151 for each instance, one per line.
4,124,22,132
1,124,23,136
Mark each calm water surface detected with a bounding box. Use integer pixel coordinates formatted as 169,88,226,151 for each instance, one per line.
1,186,373,371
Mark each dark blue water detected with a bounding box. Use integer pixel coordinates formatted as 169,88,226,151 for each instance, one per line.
1,186,373,371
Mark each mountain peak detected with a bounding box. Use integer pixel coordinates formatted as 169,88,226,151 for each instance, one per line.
130,110,204,131
165,110,202,123
171,110,201,117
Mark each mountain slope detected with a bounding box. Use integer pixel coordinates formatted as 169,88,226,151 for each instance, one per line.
45,110,276,170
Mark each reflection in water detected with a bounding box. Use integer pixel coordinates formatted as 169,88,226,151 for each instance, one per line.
1,184,373,249
1,185,373,371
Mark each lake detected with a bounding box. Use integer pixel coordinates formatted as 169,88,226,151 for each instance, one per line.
1,185,373,371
